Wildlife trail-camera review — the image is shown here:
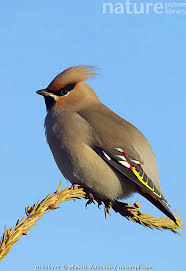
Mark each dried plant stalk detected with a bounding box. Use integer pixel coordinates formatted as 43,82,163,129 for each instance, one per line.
0,182,85,262
111,200,183,234
0,183,183,262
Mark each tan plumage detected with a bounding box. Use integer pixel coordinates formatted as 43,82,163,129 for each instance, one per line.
48,65,98,91
36,65,177,224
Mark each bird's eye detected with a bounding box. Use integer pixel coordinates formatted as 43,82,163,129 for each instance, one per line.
53,83,76,97
61,88,68,96
59,83,76,96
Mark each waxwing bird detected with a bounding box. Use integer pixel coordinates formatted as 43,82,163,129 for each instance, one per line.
36,65,178,225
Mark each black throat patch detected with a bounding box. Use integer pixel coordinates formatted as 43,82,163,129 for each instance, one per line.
44,96,56,111
44,82,76,111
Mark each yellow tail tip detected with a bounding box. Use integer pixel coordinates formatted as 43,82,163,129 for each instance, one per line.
175,218,183,230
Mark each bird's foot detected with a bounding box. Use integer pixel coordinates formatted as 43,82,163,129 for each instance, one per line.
73,184,112,215
79,186,102,208
85,192,96,207
85,192,103,209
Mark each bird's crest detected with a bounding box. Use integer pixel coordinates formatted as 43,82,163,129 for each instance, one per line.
48,65,98,91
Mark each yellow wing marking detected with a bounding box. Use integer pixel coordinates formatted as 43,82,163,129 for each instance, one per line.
132,167,161,198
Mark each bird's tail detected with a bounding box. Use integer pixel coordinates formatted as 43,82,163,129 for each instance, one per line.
137,189,182,228
111,198,182,230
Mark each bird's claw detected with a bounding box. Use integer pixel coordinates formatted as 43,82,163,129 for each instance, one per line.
83,187,102,208
85,197,96,208
76,185,112,215
85,195,103,209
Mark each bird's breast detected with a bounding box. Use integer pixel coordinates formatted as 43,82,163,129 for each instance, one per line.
44,110,93,181
44,110,134,200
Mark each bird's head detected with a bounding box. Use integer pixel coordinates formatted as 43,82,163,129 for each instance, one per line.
36,65,99,111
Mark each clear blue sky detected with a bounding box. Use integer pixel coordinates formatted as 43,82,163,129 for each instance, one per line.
0,1,185,270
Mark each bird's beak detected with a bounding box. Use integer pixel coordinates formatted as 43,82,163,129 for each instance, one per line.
36,89,48,96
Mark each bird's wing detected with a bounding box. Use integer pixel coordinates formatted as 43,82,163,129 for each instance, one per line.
79,104,160,189
79,104,142,160
93,146,176,223
78,105,176,223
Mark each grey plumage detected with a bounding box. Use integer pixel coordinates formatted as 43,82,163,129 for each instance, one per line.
37,65,177,224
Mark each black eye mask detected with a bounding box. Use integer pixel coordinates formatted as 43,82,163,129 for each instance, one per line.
47,83,76,96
